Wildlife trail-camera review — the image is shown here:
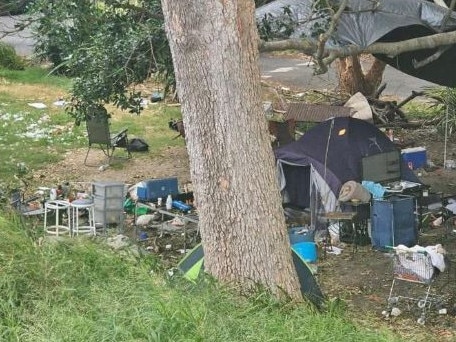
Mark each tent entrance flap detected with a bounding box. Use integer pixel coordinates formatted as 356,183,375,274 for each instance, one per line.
310,165,338,229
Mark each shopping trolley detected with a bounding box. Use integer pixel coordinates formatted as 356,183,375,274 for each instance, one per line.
383,247,444,325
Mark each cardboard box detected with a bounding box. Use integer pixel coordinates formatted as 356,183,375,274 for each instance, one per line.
137,177,179,201
401,147,427,170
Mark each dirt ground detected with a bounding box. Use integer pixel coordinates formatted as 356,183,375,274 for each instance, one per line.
30,121,456,341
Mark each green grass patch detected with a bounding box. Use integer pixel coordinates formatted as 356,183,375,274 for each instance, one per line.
0,66,185,188
0,216,402,342
0,66,72,89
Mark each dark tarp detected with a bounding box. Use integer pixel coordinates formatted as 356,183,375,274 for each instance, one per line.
257,0,456,86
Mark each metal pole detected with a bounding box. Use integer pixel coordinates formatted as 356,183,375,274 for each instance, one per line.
444,103,449,168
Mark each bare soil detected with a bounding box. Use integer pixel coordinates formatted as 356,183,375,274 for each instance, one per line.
29,118,456,341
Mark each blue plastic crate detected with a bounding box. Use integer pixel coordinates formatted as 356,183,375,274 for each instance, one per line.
137,177,179,201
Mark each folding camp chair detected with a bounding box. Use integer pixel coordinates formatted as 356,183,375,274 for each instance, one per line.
84,113,131,166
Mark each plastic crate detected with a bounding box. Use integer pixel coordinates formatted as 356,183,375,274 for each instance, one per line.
93,196,124,211
94,208,124,226
92,181,125,198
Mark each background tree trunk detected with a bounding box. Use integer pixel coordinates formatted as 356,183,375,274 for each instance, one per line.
337,55,386,97
161,0,302,299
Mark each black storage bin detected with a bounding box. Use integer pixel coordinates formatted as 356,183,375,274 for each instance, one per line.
371,195,417,250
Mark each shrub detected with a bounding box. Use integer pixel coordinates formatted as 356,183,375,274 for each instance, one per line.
0,0,31,15
0,42,26,70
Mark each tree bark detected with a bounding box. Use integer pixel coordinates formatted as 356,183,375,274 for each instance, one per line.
161,0,302,300
337,56,386,97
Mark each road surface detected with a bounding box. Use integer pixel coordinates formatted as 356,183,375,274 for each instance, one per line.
259,54,437,99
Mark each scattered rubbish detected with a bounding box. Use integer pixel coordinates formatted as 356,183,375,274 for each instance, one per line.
326,246,343,255
439,308,447,315
28,102,47,109
150,92,164,103
53,99,66,107
138,231,148,241
98,164,109,172
135,214,156,226
432,216,443,227
165,244,172,250
391,307,402,317
445,160,456,169
106,234,130,250
170,217,184,226
140,98,149,108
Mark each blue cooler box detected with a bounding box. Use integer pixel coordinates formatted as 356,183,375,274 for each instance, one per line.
137,177,179,201
401,147,427,170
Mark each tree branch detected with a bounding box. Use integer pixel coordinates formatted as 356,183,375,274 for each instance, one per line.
314,0,348,74
260,30,456,74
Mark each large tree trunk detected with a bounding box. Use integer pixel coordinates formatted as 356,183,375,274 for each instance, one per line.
161,0,302,300
337,55,386,97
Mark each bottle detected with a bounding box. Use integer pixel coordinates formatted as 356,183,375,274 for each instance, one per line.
172,200,191,212
49,188,57,201
166,194,173,210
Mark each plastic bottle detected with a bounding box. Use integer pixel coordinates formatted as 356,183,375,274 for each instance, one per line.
49,188,57,201
166,194,173,210
172,200,191,212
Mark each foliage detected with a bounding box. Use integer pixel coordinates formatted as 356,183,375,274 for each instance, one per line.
422,86,456,137
30,0,328,121
30,0,173,118
0,0,32,15
0,216,403,342
310,0,337,39
256,0,338,41
0,42,26,70
257,5,297,41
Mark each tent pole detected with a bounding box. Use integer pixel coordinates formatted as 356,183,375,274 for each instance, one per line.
444,104,449,168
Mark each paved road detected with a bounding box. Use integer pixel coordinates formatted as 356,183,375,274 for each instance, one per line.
259,54,437,99
0,15,34,56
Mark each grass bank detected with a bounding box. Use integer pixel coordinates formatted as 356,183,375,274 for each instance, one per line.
0,216,401,341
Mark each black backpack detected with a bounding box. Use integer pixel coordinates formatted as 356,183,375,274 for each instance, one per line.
127,138,149,152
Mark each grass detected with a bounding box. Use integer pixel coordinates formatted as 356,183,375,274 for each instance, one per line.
0,216,402,342
0,67,183,190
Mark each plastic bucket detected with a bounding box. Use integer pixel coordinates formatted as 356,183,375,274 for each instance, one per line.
288,227,314,245
292,242,317,263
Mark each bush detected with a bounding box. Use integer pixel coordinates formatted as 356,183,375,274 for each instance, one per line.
0,0,31,15
0,42,26,70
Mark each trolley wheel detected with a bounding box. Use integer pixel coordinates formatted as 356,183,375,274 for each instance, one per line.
417,299,427,309
417,316,426,325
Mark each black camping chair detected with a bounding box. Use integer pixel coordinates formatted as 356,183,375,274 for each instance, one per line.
84,113,131,166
